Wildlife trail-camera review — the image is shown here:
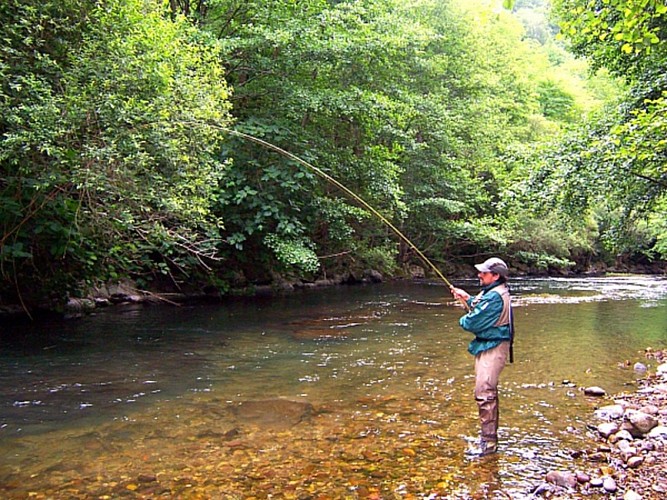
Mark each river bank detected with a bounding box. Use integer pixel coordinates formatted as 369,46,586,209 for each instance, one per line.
2,259,666,323
540,349,667,499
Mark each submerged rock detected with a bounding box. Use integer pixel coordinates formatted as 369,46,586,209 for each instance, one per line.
545,470,577,489
232,399,315,428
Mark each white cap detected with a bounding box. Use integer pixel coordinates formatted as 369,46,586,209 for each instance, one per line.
475,257,509,277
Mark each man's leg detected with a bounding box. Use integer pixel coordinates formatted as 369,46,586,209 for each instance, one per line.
472,342,509,454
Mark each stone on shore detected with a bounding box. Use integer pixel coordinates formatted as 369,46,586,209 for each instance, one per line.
647,425,667,438
594,404,624,420
597,422,619,438
633,362,647,372
578,349,667,499
625,409,658,435
584,386,607,396
623,490,642,500
603,476,617,492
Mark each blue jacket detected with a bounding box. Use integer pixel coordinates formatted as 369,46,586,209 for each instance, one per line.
459,280,512,356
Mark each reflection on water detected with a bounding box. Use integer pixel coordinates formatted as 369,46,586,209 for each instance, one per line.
1,276,666,498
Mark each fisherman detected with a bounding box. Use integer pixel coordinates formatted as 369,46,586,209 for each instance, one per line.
450,257,514,457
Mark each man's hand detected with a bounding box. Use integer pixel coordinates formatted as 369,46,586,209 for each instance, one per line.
450,287,470,302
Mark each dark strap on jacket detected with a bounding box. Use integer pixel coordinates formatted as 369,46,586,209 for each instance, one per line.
509,304,515,364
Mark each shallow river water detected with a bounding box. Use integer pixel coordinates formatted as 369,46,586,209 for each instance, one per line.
1,275,666,498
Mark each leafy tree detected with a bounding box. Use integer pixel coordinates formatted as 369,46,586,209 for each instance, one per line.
545,0,667,260
1,0,233,306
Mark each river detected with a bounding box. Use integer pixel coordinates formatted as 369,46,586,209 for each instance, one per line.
1,275,666,498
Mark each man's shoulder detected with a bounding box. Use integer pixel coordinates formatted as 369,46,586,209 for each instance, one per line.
483,286,506,298
485,283,509,298
479,289,504,307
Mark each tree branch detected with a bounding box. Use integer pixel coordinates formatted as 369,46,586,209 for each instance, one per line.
632,172,667,189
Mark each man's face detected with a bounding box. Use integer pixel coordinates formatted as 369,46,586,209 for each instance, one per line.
478,271,498,286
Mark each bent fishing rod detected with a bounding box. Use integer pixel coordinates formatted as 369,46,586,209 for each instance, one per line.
184,123,470,310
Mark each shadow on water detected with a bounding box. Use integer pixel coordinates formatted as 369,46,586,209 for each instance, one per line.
1,276,666,498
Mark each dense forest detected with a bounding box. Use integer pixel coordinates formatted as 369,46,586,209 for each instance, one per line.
1,0,666,312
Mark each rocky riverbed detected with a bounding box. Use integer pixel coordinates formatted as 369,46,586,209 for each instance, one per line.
539,349,667,499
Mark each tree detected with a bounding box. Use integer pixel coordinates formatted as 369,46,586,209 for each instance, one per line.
0,0,233,305
546,0,667,260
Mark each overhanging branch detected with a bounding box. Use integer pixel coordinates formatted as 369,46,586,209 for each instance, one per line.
632,172,667,189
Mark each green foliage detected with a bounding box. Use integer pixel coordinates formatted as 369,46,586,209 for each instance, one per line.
356,244,400,276
1,0,232,303
650,201,667,259
536,79,577,121
539,0,667,262
514,251,575,270
553,0,667,78
264,234,319,275
1,0,649,309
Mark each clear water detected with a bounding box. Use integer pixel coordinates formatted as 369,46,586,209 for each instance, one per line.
1,275,666,498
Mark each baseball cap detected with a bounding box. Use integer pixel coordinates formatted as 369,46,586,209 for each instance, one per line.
475,257,509,277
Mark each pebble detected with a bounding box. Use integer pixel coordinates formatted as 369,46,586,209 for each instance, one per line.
653,481,667,493
603,476,617,492
614,430,634,442
647,425,667,438
584,386,607,396
617,439,632,451
624,490,642,500
626,410,658,434
627,456,644,468
588,451,607,462
653,383,667,394
639,440,655,452
597,422,619,438
590,477,604,487
639,404,659,415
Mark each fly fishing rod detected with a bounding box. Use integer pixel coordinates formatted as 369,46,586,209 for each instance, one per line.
189,123,469,310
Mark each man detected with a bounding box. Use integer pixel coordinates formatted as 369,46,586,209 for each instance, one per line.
450,257,514,457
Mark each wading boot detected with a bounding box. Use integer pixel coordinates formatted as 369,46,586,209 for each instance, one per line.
464,438,497,458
